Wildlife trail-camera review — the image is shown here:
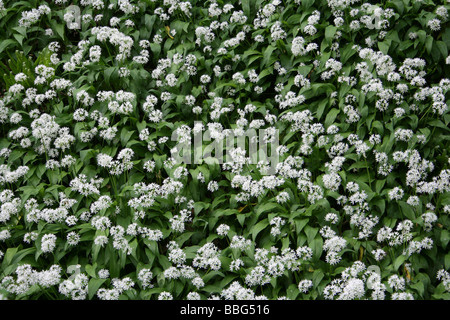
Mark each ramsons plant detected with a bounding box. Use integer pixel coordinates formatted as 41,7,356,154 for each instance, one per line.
0,0,449,300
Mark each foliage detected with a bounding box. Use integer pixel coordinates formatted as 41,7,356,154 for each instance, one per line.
0,0,449,300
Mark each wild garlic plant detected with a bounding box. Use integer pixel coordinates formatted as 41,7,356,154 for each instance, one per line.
0,0,449,300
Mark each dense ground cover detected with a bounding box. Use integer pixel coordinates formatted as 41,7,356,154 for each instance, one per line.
0,0,449,300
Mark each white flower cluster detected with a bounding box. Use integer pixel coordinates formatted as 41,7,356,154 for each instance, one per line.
0,190,20,224
97,148,134,175
323,261,387,300
19,5,51,27
244,246,312,288
0,264,62,295
97,277,135,300
59,272,89,300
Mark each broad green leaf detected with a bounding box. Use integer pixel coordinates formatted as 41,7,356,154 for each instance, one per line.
251,219,269,241
262,45,276,68
325,25,337,44
0,39,16,54
324,108,340,127
88,278,106,300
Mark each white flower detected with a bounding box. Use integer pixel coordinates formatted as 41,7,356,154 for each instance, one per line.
158,291,173,300
298,279,313,293
41,234,57,253
388,187,404,201
427,18,441,31
217,224,230,236
207,180,219,192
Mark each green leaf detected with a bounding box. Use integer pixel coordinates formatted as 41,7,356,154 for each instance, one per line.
85,263,97,278
255,202,283,216
13,33,25,46
398,201,416,220
312,269,324,287
375,179,386,194
80,149,95,164
311,235,323,260
145,14,157,34
410,281,424,297
304,225,318,245
251,219,269,241
88,278,106,299
378,41,390,55
50,19,65,40
302,0,314,9
295,218,309,233
242,0,257,21
340,43,356,64
394,255,407,270
445,253,450,270
287,284,299,299
325,25,337,44
371,120,384,135
425,36,433,55
428,120,450,131
2,247,18,267
262,45,276,68
435,41,448,60
324,108,340,127
0,39,16,54
8,150,25,163
104,67,117,87
120,127,134,146
441,230,450,249
128,173,144,185
150,43,161,59
237,214,246,227
11,247,36,265
316,99,329,120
